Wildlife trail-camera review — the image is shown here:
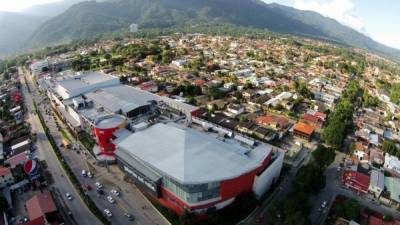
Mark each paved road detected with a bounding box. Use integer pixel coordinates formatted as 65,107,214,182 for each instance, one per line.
25,69,170,225
240,148,312,225
19,70,101,225
309,152,400,225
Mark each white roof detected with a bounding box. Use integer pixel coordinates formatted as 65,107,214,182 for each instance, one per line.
56,71,119,98
11,139,30,150
116,123,272,184
85,85,158,114
369,170,384,189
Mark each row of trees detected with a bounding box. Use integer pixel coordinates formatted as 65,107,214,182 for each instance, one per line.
33,101,111,225
268,145,335,225
323,80,363,149
382,140,400,158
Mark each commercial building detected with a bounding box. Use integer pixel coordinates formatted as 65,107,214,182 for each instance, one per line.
115,122,283,215
30,60,49,76
93,114,128,161
130,23,138,33
38,69,284,216
54,71,120,99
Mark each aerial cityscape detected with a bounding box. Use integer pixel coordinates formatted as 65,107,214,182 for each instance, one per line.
0,1,399,225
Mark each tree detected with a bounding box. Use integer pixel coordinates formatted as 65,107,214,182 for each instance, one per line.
312,145,336,169
382,140,399,157
335,198,361,221
104,53,112,60
0,194,8,212
180,210,192,225
293,164,326,194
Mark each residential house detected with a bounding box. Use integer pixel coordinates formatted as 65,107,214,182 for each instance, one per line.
224,104,245,118
292,122,315,141
342,170,370,193
353,142,369,163
255,114,290,131
384,176,400,206
384,153,400,176
368,170,384,197
26,191,58,222
0,167,14,188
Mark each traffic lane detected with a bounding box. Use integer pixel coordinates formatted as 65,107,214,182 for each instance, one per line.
21,74,101,225
30,74,168,225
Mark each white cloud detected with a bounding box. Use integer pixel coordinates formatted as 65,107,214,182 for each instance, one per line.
372,34,400,50
293,0,367,33
0,0,63,12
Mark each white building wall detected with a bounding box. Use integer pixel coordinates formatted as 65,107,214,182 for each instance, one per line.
252,150,284,198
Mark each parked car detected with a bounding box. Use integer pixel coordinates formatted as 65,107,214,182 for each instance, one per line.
124,213,135,221
83,184,92,191
110,189,120,196
65,193,73,201
81,170,87,177
96,188,104,195
95,182,103,189
87,171,93,178
107,196,115,204
104,209,112,217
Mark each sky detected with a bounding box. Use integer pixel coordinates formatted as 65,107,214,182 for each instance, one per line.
0,0,398,50
263,0,400,50
0,0,63,11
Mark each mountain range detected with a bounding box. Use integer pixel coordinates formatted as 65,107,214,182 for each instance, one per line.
0,12,48,57
1,0,400,61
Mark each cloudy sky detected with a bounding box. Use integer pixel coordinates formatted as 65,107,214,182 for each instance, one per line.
0,0,63,11
263,0,400,50
0,0,398,49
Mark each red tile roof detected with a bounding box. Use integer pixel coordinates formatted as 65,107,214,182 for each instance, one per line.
256,114,289,129
301,114,323,125
293,122,315,135
26,191,57,221
24,216,46,225
0,167,11,176
342,171,370,193
193,79,206,87
315,111,327,121
5,152,28,168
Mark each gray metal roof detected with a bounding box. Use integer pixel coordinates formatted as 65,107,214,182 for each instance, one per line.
116,123,272,184
85,85,159,114
57,71,119,95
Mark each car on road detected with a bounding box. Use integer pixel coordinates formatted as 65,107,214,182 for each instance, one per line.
83,184,92,191
87,171,93,178
124,213,135,221
95,182,103,189
81,170,87,177
110,189,120,196
321,201,327,208
107,196,115,204
65,193,73,201
255,214,264,224
104,209,112,217
96,188,104,195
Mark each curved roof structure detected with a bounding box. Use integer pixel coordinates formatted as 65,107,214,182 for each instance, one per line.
116,123,272,184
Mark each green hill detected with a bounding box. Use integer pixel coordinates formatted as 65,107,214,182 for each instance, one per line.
25,0,400,61
0,12,48,57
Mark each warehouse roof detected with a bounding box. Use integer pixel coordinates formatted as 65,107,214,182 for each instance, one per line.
85,85,159,114
116,123,272,184
385,177,400,203
56,71,119,98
